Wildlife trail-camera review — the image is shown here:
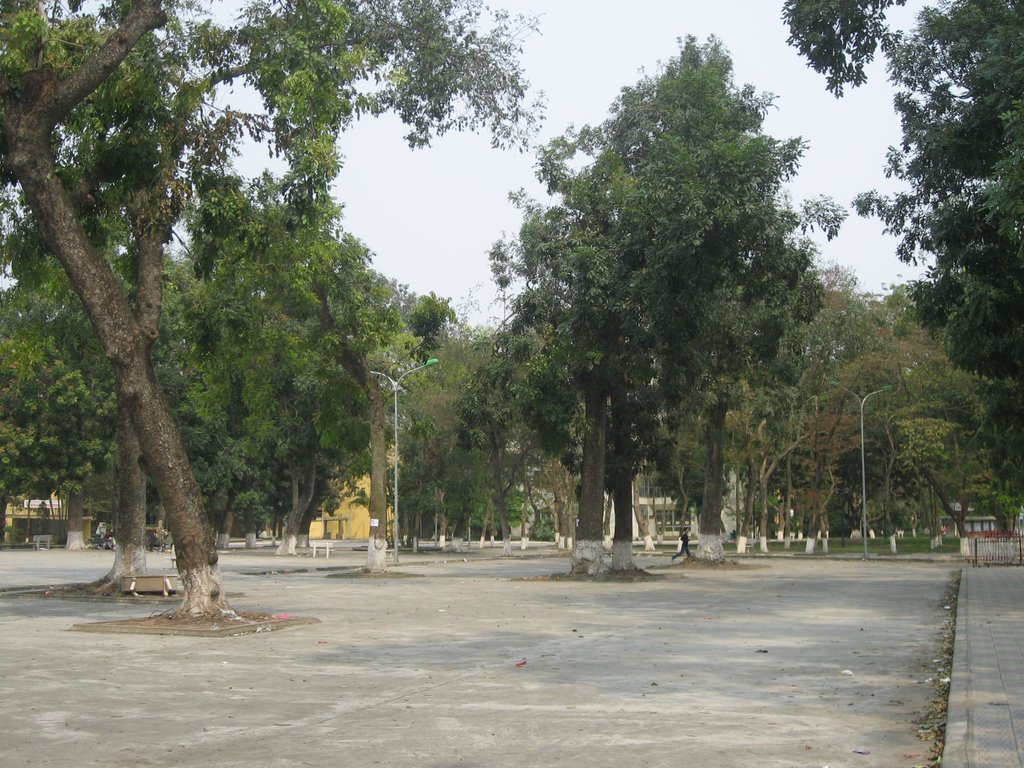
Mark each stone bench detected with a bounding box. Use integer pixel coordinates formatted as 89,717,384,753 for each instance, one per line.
121,575,179,596
310,540,336,558
32,535,53,550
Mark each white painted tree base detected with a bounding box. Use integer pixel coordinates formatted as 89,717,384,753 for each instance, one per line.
365,538,389,572
642,534,655,552
245,533,257,549
610,540,634,571
216,532,230,550
65,531,86,551
571,539,607,575
696,533,725,562
275,534,298,556
103,542,147,583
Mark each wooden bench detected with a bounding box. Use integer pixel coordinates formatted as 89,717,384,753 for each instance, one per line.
32,534,53,550
121,575,179,596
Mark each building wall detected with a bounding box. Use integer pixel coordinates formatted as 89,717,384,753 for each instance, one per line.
309,477,377,540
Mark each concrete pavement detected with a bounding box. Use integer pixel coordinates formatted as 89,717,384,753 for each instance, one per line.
943,566,1024,767
0,545,1004,767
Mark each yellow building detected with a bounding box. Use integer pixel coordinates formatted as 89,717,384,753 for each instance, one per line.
308,477,379,540
2,498,93,545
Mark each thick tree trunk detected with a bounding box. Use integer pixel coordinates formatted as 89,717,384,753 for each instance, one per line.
698,397,728,562
100,403,149,587
608,393,638,571
610,464,636,572
65,491,87,550
297,497,320,549
571,374,608,576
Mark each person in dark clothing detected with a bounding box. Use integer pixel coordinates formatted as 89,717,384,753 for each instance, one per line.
672,528,691,560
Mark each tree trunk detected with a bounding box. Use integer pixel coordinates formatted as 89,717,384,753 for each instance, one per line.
489,437,513,557
553,494,566,549
758,465,772,553
4,1,227,618
610,464,636,572
365,382,390,572
99,403,149,588
65,490,87,550
924,469,968,539
608,388,638,571
478,504,492,548
783,453,793,547
698,396,728,561
571,373,608,575
742,457,756,538
437,488,447,549
632,482,655,551
520,494,531,550
216,489,237,550
276,460,317,555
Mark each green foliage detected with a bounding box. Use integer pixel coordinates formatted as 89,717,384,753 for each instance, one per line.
783,0,908,95
0,285,116,500
788,1,1024,387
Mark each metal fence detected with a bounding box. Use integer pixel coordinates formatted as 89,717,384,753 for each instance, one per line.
965,535,1024,566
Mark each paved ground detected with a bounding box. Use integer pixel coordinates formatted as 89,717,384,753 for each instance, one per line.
944,565,1024,767
0,545,991,767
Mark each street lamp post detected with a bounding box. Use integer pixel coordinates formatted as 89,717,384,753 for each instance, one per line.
832,383,893,557
371,358,439,564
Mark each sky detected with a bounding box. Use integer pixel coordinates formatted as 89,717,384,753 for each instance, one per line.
333,2,927,326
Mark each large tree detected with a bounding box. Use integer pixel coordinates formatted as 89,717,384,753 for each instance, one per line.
618,38,834,560
0,0,535,614
491,145,635,575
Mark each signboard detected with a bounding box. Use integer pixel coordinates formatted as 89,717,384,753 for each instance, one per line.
23,499,61,509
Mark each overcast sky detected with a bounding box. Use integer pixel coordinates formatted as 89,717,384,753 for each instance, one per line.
333,1,927,326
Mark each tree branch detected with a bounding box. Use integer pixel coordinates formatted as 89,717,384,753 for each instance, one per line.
44,0,167,128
